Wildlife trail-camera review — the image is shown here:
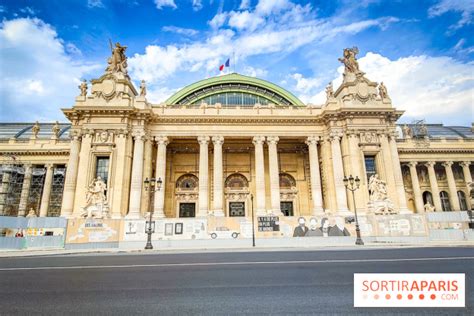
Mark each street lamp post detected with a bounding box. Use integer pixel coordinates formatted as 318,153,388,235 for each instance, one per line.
343,175,364,245
250,194,255,247
144,177,162,250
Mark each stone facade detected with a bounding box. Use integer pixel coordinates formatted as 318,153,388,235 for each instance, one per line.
0,48,473,221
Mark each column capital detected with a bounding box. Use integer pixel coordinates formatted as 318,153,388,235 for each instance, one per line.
460,161,471,168
266,136,279,145
81,129,94,138
155,135,169,146
442,161,453,168
44,163,54,169
132,129,146,140
305,135,320,146
408,161,418,168
211,136,224,146
252,136,266,145
425,161,436,168
329,131,343,142
197,135,210,145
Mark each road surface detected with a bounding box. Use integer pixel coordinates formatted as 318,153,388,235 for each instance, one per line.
0,247,473,315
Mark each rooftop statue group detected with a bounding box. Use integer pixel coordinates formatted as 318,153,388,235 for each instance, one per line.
106,41,128,74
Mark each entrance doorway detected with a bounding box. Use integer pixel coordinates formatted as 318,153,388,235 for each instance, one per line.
281,201,294,216
229,202,245,217
179,203,196,217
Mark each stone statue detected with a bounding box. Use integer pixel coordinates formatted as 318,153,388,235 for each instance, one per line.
325,82,334,98
31,121,40,138
79,79,88,96
424,202,435,212
368,174,388,202
402,124,412,138
106,42,128,74
82,176,109,218
52,121,61,138
139,80,147,97
338,47,361,74
378,82,388,99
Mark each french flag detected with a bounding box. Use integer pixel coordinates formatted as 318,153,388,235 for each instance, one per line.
219,58,230,71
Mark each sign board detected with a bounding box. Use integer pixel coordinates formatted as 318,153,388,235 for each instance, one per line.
258,216,280,232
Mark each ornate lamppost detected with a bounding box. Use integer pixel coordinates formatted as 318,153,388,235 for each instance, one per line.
343,175,364,245
144,177,162,250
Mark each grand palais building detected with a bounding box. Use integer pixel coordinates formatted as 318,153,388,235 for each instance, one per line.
0,46,472,245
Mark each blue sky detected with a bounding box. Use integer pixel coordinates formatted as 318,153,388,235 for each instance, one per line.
0,0,473,125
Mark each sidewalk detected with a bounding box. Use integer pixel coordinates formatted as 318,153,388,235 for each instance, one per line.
1,240,473,258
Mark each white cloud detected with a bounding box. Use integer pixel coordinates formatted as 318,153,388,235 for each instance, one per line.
291,73,323,94
453,38,474,54
0,18,100,122
228,10,264,31
19,6,37,15
209,12,228,29
255,0,291,16
242,66,268,77
239,0,251,10
428,0,474,30
192,0,203,11
162,25,199,36
87,0,104,9
154,0,177,10
299,52,474,124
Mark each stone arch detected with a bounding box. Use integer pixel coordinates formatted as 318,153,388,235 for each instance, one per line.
175,173,199,218
224,173,249,217
279,173,298,216
176,173,199,191
279,172,296,189
225,173,249,190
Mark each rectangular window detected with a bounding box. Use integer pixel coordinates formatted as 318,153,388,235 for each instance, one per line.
280,201,294,216
364,156,377,181
95,157,109,186
229,202,245,217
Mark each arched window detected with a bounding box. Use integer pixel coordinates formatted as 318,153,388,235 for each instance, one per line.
176,174,198,191
225,173,248,189
279,173,296,189
422,191,433,205
440,191,451,212
457,191,468,210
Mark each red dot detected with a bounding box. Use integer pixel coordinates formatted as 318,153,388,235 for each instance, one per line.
408,294,413,300
397,294,402,300
385,294,391,300
430,294,436,300
374,294,379,300
419,294,425,300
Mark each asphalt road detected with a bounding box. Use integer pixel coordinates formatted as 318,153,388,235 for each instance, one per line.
0,247,473,315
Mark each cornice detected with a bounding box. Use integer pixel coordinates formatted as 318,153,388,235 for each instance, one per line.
151,117,323,125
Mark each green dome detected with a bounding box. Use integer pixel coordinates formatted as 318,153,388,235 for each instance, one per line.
165,73,304,106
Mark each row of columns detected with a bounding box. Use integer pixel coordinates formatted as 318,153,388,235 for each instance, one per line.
124,134,339,218
407,161,472,212
0,163,57,217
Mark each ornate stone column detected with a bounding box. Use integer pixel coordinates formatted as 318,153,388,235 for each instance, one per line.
379,133,398,207
60,133,81,217
347,132,367,212
140,137,153,216
198,136,210,217
425,161,442,212
153,136,168,218
388,133,410,213
18,164,33,217
72,130,93,216
126,131,145,219
408,162,424,212
267,136,282,215
330,132,349,215
306,136,324,215
442,161,461,211
212,136,224,216
39,164,54,217
0,171,10,215
252,136,266,215
110,131,129,219
461,161,472,185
